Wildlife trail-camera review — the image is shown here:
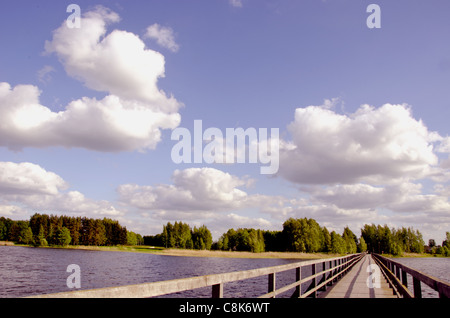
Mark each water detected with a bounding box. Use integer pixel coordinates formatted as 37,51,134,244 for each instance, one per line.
4,247,448,298
0,246,309,298
394,257,450,298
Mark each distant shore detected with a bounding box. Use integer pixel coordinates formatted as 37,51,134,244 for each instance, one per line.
143,248,340,259
6,243,341,259
0,241,14,246
4,243,443,259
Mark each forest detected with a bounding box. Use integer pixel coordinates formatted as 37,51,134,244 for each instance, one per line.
144,217,449,256
143,221,213,250
2,213,449,256
0,213,142,247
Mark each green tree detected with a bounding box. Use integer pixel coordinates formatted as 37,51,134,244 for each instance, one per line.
20,227,34,245
281,217,325,253
35,225,48,246
428,239,436,248
342,227,357,254
127,231,138,245
192,225,212,250
357,236,367,252
56,227,72,246
322,227,332,253
330,231,346,254
443,232,450,249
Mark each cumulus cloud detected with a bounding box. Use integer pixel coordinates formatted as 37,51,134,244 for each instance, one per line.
279,101,442,185
0,161,124,217
144,24,180,53
0,161,67,195
303,182,450,214
45,7,179,108
0,6,181,152
0,83,180,152
118,167,251,213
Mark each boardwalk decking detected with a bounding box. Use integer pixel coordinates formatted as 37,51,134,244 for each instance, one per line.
321,254,397,298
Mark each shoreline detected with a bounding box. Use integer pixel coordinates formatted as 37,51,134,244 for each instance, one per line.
5,243,445,259
9,244,340,259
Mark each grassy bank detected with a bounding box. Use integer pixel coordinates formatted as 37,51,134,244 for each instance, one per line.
143,248,342,259
13,243,344,259
9,243,446,259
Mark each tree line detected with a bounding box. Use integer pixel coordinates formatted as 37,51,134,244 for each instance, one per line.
146,217,445,257
0,214,143,247
144,221,213,250
2,213,447,256
362,224,450,256
145,218,367,254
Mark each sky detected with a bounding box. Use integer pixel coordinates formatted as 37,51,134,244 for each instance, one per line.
1,0,450,243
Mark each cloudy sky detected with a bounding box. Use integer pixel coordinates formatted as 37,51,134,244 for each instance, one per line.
1,0,450,243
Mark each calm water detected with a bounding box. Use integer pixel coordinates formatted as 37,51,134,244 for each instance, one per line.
0,246,307,298
394,257,450,298
2,247,449,298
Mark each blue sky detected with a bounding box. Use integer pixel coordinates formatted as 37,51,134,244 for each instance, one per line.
1,0,450,243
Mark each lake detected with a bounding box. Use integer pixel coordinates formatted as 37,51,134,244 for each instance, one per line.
0,246,305,298
1,246,449,298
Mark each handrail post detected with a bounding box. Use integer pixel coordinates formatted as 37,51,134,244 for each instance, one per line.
268,273,276,298
294,267,301,298
212,283,223,298
311,263,317,298
413,277,422,298
395,264,401,281
401,269,408,288
320,261,327,291
327,260,333,286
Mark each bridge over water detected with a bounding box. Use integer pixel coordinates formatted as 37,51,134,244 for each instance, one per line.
29,252,449,298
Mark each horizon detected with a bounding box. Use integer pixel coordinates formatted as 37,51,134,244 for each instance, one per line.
1,1,450,244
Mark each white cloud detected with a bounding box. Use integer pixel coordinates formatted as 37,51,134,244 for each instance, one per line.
279,101,442,185
16,190,122,217
0,161,67,195
118,167,250,213
144,24,180,53
229,0,243,8
304,181,450,214
45,8,180,108
0,161,124,218
0,83,180,152
436,136,450,153
0,6,182,152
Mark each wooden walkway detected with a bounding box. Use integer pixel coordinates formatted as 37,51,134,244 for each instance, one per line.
321,254,397,298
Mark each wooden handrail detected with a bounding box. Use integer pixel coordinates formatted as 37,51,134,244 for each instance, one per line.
372,253,450,298
28,253,365,298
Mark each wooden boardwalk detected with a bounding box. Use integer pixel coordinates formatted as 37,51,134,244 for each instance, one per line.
321,254,397,298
